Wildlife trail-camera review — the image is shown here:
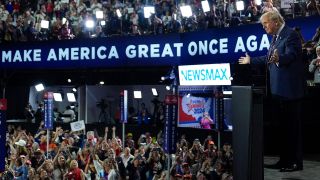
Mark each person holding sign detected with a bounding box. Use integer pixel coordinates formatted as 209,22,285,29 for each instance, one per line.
238,11,304,172
199,111,214,129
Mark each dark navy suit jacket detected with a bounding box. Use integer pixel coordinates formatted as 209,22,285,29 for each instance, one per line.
252,25,305,100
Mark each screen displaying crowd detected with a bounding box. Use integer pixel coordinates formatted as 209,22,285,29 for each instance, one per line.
2,124,233,180
0,0,319,43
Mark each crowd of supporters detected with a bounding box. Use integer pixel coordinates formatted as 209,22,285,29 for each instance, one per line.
0,0,319,43
1,123,233,179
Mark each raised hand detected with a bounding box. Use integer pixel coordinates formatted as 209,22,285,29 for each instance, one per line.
238,53,251,64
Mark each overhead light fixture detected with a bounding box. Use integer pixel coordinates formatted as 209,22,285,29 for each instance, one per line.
96,10,104,19
67,79,72,83
144,6,155,18
255,0,262,6
134,91,142,99
180,5,193,18
67,93,76,102
165,86,171,90
99,81,104,85
35,83,45,92
40,20,49,29
151,88,158,96
72,88,77,92
53,93,63,102
236,1,245,11
201,1,210,13
85,19,95,28
116,9,122,18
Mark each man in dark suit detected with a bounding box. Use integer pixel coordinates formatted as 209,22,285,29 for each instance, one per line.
238,11,305,172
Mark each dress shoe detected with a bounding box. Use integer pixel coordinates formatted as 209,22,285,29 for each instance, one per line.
264,161,283,169
279,164,303,172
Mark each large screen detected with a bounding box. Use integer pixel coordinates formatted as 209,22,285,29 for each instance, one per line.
178,94,216,129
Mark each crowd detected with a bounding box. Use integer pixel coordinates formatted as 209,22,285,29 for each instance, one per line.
0,0,319,43
1,123,233,180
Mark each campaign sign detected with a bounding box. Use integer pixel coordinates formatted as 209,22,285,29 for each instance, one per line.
120,90,128,123
178,95,215,129
44,92,54,129
178,63,231,86
0,109,6,172
164,95,177,154
70,120,85,132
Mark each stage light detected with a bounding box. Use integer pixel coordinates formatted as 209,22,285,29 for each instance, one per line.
67,93,76,102
99,81,104,85
134,91,142,99
67,79,71,83
100,20,106,26
40,20,49,29
96,10,104,19
236,1,245,11
35,83,45,92
255,0,262,6
116,9,122,18
85,20,95,29
201,1,210,13
144,6,155,18
223,91,232,95
166,86,171,90
72,88,77,92
53,93,63,102
180,5,193,18
151,88,158,96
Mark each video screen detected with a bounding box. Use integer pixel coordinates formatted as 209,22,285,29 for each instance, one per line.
178,93,216,130
222,97,233,131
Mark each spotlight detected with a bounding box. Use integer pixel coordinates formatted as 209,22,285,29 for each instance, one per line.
40,20,49,29
134,91,142,99
180,5,193,18
99,81,104,85
72,88,77,92
151,88,158,96
165,86,171,90
161,76,166,81
116,9,122,18
67,93,76,102
53,93,63,102
236,1,245,11
201,1,210,13
96,10,104,19
85,20,95,29
100,20,106,26
67,79,72,83
255,0,262,6
35,83,45,92
144,6,155,18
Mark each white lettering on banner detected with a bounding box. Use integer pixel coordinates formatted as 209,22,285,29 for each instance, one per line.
234,34,270,52
188,38,228,56
2,49,41,62
125,43,183,58
47,46,118,61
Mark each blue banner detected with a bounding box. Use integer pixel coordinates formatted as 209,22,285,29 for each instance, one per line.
120,90,128,123
44,92,54,129
0,16,319,69
0,110,6,172
164,95,177,154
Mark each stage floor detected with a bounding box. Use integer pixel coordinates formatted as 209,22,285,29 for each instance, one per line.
264,156,320,180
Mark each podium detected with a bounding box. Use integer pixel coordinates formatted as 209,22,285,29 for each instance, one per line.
232,86,264,180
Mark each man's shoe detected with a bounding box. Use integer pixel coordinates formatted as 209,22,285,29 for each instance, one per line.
264,161,283,169
279,164,303,172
